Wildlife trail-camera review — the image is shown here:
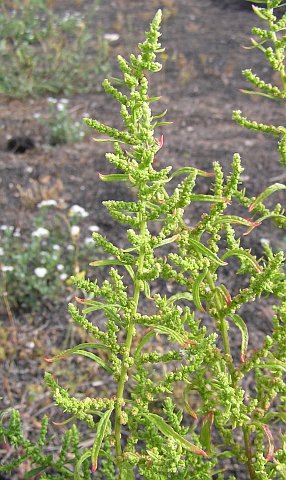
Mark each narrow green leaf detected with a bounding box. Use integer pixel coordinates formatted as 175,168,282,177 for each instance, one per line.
183,385,198,420
249,183,286,212
188,194,228,203
188,238,227,266
24,466,48,478
98,173,130,182
222,249,262,273
193,271,207,312
199,411,214,455
252,5,269,20
240,89,279,100
229,314,249,363
214,215,261,229
143,413,208,457
153,108,168,119
91,408,114,472
148,324,190,345
45,342,110,363
90,259,124,267
134,329,156,361
73,350,113,373
154,234,179,248
75,449,92,480
170,167,214,179
165,291,193,306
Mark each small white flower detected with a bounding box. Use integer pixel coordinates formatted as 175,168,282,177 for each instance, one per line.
57,264,64,271
53,244,60,251
33,112,41,119
13,228,21,237
67,244,75,251
104,33,120,42
260,237,270,246
69,204,89,218
0,247,4,255
59,273,68,281
88,225,100,232
59,98,69,104
71,225,80,237
34,267,48,278
32,227,50,238
47,97,57,103
37,199,57,208
0,225,13,231
57,102,66,112
2,265,13,272
82,112,90,118
84,237,94,245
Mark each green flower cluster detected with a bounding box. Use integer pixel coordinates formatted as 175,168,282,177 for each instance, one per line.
1,3,286,479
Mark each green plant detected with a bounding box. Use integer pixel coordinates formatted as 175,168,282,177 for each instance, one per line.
0,0,109,97
0,202,94,311
42,98,87,145
1,3,286,479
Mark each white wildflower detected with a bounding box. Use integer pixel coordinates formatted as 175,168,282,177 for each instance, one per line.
71,225,80,238
2,265,13,272
32,227,50,238
33,112,41,119
57,264,64,271
37,199,57,208
84,237,94,245
13,228,21,237
53,244,60,251
0,225,13,231
104,33,120,42
59,98,69,104
260,237,270,246
88,225,100,232
47,97,57,103
59,273,68,281
69,204,89,218
57,102,66,112
34,267,48,278
67,244,75,251
0,247,4,255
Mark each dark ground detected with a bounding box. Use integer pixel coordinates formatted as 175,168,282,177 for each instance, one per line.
1,0,286,478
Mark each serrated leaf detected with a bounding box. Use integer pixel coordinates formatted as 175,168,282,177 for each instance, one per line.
249,183,286,212
228,314,249,363
188,238,227,266
91,408,113,472
143,413,207,457
222,249,262,273
193,271,207,312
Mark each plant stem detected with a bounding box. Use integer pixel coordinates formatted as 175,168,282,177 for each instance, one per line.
206,271,235,381
243,426,256,480
114,211,146,468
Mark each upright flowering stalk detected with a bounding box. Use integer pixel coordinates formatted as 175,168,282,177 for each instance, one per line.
1,5,286,480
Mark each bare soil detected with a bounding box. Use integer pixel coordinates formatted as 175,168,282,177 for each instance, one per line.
1,1,286,479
